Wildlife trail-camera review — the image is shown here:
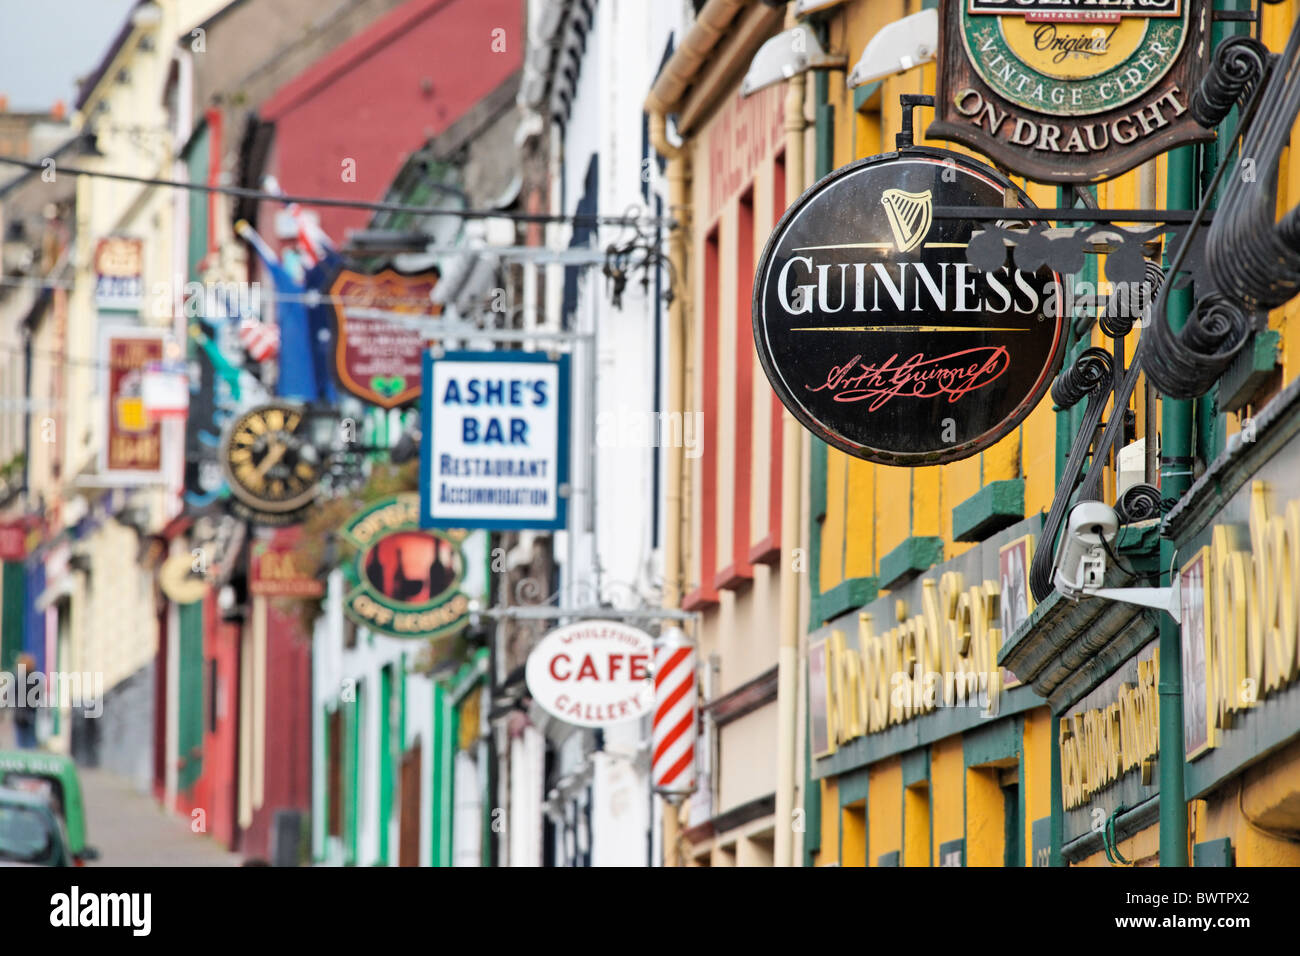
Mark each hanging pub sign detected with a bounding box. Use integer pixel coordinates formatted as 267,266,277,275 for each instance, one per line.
340,493,471,639
420,350,570,531
929,0,1212,182
524,620,656,728
753,149,1065,466
331,269,440,409
100,325,166,482
94,237,144,311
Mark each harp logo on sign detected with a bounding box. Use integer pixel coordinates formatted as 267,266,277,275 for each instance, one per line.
881,188,933,253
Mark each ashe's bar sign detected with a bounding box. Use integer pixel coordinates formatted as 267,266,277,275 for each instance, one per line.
753,149,1065,466
932,0,1211,182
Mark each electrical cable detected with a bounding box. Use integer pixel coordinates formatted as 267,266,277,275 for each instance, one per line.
0,154,673,228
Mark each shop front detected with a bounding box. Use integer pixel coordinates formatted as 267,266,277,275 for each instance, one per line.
1164,378,1300,866
808,517,1053,866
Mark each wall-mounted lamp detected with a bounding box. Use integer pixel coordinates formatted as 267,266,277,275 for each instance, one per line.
847,9,938,89
740,24,847,99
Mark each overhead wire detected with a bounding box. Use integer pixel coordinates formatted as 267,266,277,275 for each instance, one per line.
0,154,674,228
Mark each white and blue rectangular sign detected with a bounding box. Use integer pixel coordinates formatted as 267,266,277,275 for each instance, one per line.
420,350,570,531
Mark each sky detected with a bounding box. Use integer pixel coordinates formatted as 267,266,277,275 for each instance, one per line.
0,0,137,112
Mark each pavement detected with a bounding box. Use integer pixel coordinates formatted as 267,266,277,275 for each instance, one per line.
78,767,244,867
1,714,242,866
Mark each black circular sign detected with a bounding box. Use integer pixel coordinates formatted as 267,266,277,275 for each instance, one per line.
753,148,1065,466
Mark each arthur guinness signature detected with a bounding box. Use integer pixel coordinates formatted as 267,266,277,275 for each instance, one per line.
808,348,1012,411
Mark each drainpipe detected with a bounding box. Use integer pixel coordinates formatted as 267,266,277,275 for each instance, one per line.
1159,144,1194,867
774,71,807,869
647,109,690,866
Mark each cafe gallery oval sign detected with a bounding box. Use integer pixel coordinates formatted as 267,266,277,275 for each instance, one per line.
753,149,1065,466
525,621,655,728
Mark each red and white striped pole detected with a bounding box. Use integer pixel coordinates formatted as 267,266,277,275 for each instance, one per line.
652,626,696,802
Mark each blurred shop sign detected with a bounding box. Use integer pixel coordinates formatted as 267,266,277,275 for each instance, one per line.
331,269,440,409
100,326,166,482
94,237,144,311
525,620,656,728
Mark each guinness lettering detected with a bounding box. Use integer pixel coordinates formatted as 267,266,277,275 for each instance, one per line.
753,150,1065,466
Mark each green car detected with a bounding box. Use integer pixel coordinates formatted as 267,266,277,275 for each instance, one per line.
0,751,98,864
0,787,72,866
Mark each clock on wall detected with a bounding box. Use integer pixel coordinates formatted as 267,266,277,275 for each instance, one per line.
220,402,324,521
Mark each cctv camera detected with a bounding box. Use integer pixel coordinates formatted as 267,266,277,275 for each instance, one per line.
1052,501,1119,599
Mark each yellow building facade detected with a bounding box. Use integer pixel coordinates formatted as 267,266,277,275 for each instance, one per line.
801,0,1300,868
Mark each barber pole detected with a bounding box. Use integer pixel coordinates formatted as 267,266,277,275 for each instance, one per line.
652,627,697,801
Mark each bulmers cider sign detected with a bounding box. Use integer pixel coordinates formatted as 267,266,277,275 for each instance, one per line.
753,149,1065,466
930,0,1212,182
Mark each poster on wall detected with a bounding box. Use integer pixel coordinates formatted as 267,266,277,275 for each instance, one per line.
339,493,472,640
929,0,1213,182
331,269,440,409
1179,546,1214,760
808,638,833,759
94,237,144,311
753,150,1065,466
99,326,166,483
999,534,1036,689
420,350,570,531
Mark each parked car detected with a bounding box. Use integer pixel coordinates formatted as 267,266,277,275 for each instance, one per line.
0,751,98,864
0,787,72,866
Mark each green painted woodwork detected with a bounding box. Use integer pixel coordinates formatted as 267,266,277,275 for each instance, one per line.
812,576,879,629
377,663,393,866
430,682,456,867
878,536,944,591
877,850,900,867
176,601,204,792
963,717,1021,768
1,561,24,674
901,748,930,789
1159,143,1195,868
853,80,881,113
1193,837,1234,867
952,480,1026,543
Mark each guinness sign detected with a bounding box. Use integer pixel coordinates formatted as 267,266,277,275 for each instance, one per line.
753,149,1065,466
930,0,1211,182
